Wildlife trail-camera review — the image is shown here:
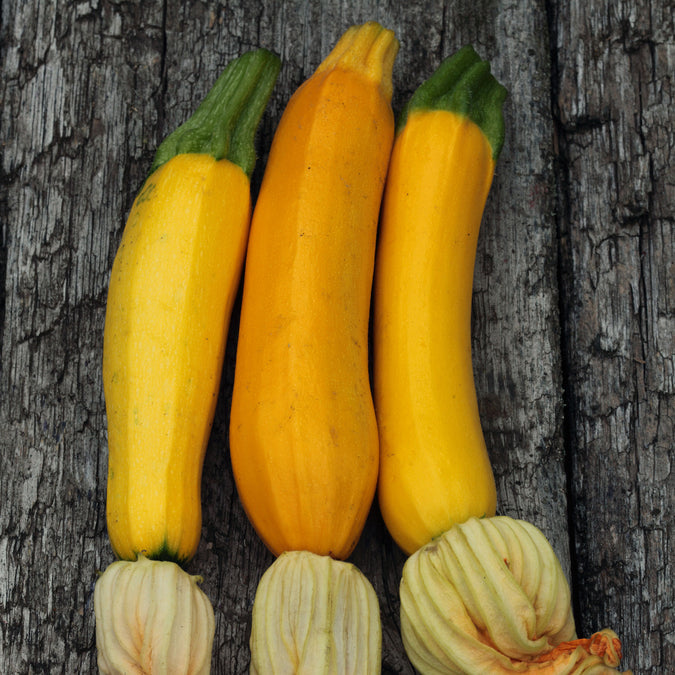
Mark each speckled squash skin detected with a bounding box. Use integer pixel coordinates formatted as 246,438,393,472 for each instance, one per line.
103,154,250,563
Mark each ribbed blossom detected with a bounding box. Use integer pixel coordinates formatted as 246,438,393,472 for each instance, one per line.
249,550,381,674
400,516,632,674
94,555,215,675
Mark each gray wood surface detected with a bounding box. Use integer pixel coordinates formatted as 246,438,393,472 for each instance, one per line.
0,1,672,673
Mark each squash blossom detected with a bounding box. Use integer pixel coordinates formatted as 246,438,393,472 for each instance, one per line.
249,551,382,674
400,517,632,674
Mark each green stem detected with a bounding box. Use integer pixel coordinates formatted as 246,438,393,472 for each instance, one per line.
397,45,507,160
150,48,281,177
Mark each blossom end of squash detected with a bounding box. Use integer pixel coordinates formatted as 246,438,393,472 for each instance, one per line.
94,556,215,675
399,516,631,674
249,551,382,674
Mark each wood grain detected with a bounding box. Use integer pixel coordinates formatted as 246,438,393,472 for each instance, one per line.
553,1,675,672
0,0,671,672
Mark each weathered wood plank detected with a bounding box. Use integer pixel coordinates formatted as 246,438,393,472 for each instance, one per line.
0,0,669,673
0,0,167,669
553,1,675,673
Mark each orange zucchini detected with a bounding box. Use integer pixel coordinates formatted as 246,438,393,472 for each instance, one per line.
374,46,507,556
102,49,280,564
229,22,399,559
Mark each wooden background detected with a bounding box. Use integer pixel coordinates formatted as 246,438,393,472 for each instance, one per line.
1,0,672,673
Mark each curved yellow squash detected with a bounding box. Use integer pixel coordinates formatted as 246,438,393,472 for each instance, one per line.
374,110,498,556
103,154,250,563
230,23,398,559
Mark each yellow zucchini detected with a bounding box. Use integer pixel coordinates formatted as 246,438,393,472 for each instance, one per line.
102,49,280,564
374,46,507,556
